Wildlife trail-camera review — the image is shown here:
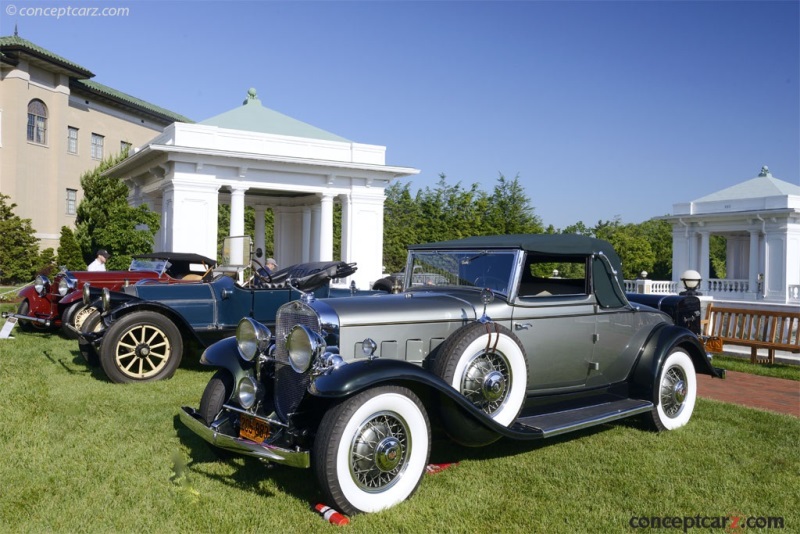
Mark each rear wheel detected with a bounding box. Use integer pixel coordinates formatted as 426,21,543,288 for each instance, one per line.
647,349,697,431
99,311,183,383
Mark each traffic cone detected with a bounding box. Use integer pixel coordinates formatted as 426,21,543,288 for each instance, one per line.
314,503,350,526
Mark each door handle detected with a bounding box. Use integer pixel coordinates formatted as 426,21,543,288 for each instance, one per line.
515,323,532,331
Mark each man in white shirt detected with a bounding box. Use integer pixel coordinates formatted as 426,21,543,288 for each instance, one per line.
87,249,110,271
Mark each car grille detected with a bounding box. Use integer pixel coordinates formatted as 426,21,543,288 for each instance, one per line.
274,301,321,422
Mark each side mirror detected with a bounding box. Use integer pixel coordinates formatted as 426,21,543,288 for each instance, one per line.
255,247,263,259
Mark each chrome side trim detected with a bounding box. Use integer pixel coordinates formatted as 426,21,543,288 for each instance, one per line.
179,407,310,468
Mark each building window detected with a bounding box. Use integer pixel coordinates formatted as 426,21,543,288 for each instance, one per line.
27,99,48,144
91,133,104,160
67,127,79,154
120,141,132,154
66,189,77,215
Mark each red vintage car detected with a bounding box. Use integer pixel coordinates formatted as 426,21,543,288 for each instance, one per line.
10,252,216,335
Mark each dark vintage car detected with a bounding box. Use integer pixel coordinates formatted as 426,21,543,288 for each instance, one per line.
77,259,359,384
178,234,725,515
7,252,216,335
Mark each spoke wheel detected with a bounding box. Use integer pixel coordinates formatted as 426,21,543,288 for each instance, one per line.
648,348,697,431
313,386,430,515
99,311,183,383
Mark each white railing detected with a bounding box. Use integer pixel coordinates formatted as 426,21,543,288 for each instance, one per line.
707,279,749,294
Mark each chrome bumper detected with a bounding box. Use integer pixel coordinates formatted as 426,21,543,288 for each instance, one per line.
178,407,310,468
1,312,51,326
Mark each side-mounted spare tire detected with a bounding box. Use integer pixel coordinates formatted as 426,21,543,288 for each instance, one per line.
432,321,528,446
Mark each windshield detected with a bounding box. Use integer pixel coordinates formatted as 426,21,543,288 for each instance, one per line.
129,259,168,275
406,250,517,294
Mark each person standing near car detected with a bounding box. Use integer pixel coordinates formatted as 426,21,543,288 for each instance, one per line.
87,249,110,271
266,258,278,273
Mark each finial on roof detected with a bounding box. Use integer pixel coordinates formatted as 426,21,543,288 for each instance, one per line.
14,24,18,37
243,87,260,105
759,166,771,177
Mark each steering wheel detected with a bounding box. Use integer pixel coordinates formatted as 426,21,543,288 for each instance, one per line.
251,258,272,286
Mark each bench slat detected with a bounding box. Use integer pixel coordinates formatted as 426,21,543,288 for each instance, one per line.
704,304,800,364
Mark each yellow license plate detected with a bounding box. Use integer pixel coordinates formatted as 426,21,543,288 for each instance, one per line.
239,414,270,442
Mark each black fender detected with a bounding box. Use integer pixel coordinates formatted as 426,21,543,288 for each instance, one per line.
629,323,723,403
198,336,255,383
309,358,521,438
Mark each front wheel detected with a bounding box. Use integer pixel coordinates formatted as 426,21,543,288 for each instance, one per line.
78,310,104,366
647,349,697,431
312,386,431,515
99,311,183,383
198,370,234,425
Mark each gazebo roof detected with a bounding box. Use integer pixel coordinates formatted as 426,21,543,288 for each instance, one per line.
200,88,350,143
693,166,800,202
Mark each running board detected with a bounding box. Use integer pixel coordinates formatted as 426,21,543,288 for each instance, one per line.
511,399,654,439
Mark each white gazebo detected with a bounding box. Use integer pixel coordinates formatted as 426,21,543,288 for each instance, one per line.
660,166,800,305
106,89,419,289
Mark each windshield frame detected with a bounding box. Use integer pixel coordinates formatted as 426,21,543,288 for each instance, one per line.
403,249,521,295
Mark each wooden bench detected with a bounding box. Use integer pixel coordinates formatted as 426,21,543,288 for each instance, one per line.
703,303,800,364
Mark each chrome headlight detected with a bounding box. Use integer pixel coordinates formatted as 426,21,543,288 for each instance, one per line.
57,277,75,297
286,325,326,373
236,318,272,362
102,288,111,312
82,283,91,305
34,275,50,297
237,376,259,409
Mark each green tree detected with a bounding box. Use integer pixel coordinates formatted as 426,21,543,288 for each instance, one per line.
383,182,421,272
593,218,656,280
37,248,57,277
710,235,726,279
485,174,543,235
74,153,160,270
56,226,86,271
0,193,40,284
638,219,673,279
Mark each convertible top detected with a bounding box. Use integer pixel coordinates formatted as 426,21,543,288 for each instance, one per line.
410,234,621,266
133,252,217,266
409,234,626,294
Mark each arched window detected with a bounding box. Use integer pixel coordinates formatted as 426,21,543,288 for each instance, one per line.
27,99,48,144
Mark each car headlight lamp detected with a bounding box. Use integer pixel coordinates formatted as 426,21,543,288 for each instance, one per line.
58,277,75,297
237,376,259,409
102,288,111,312
34,275,50,297
286,325,326,373
236,318,272,362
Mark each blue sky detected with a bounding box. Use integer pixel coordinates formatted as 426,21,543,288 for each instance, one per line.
2,0,798,230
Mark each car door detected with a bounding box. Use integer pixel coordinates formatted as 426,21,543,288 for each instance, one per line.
511,254,596,392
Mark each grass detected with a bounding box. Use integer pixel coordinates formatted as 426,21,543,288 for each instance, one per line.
0,305,798,533
713,353,800,381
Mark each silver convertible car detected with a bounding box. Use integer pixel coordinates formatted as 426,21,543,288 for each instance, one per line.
179,234,724,515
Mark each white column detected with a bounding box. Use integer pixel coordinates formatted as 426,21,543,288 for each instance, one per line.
688,231,698,272
254,205,266,259
310,205,321,260
302,206,311,263
699,231,710,291
229,186,248,264
273,206,284,262
748,230,760,296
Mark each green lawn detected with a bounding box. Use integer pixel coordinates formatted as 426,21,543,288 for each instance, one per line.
0,310,798,533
